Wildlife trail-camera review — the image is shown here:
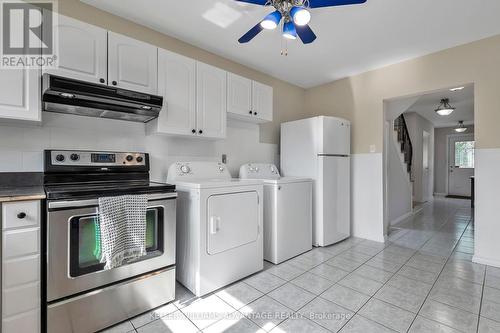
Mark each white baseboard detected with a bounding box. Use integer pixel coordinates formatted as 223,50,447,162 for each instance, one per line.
390,211,412,226
433,193,447,197
472,255,500,268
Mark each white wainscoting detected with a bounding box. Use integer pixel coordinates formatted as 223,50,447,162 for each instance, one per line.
473,148,500,268
351,153,385,243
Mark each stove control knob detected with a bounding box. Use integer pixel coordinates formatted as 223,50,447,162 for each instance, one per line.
126,155,134,162
180,165,190,174
136,156,144,163
55,154,65,162
70,154,80,161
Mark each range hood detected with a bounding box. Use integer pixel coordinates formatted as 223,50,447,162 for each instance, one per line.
42,74,163,123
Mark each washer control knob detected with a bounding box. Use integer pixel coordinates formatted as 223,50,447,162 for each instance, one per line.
70,154,80,161
55,154,65,162
180,165,191,174
136,156,144,163
126,155,134,162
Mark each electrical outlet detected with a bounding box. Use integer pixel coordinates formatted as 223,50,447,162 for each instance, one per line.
369,145,376,153
222,154,227,164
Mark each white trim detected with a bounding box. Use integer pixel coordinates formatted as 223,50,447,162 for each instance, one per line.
390,211,413,226
473,255,500,268
446,133,474,196
433,192,447,197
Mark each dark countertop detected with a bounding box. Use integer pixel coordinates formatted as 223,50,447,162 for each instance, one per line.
0,186,46,202
0,172,45,202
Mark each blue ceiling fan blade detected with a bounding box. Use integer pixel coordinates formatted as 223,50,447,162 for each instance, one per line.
295,24,317,44
308,0,367,8
238,23,264,43
234,0,269,5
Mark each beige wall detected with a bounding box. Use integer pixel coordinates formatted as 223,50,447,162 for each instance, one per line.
57,0,308,145
305,34,500,153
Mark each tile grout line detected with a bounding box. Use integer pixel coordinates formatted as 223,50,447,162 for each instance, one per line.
404,203,476,333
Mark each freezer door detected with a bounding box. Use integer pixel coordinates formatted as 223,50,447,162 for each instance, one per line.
319,117,350,155
315,156,350,246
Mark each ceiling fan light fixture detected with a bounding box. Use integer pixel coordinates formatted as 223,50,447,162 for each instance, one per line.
283,21,297,40
260,10,282,30
290,6,311,26
435,98,455,116
455,121,467,133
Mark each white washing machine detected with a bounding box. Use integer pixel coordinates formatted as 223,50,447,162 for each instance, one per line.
167,162,263,297
239,163,312,264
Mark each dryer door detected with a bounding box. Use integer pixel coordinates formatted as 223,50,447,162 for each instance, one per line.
207,191,259,255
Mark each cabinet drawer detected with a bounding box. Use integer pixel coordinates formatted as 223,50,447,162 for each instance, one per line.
2,201,40,230
2,283,40,317
2,309,39,333
2,228,39,259
3,255,40,289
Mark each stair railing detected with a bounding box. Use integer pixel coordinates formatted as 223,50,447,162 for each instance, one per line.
394,114,413,178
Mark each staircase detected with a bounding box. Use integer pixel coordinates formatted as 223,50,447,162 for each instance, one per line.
394,114,413,181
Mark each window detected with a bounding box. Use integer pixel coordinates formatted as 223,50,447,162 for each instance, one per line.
455,141,475,168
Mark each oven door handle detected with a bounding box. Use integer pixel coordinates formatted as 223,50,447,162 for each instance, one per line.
48,192,177,209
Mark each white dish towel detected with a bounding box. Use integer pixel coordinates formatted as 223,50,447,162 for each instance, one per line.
98,194,148,270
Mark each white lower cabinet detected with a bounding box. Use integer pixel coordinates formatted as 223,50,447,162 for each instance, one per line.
1,200,41,333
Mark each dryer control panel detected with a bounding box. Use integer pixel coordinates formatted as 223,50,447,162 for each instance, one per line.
167,161,231,182
239,163,280,180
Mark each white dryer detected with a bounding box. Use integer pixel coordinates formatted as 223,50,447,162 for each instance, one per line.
167,162,263,297
240,163,312,264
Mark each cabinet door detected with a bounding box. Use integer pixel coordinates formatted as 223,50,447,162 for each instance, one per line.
43,13,107,84
0,67,40,122
227,73,252,117
154,49,196,136
252,81,273,122
196,62,227,139
108,32,158,94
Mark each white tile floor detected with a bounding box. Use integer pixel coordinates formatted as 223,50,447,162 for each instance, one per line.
103,198,500,333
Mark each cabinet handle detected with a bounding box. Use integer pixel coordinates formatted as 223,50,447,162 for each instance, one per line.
192,129,196,134
99,78,105,84
254,112,258,116
199,130,203,134
17,212,26,219
112,81,117,86
249,111,253,114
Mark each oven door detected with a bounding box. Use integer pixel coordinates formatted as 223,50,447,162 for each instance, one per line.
46,193,176,302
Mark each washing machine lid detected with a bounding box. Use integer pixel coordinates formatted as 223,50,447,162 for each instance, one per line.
261,177,313,185
173,178,264,189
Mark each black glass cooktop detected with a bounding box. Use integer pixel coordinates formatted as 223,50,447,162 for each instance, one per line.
44,181,175,200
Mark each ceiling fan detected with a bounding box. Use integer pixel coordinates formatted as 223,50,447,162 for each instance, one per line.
236,0,367,44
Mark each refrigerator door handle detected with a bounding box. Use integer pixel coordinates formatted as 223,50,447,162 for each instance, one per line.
317,154,349,157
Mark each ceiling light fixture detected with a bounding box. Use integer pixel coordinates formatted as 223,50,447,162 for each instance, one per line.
290,6,311,26
450,86,465,92
283,21,297,40
455,121,467,133
260,10,281,30
435,98,455,116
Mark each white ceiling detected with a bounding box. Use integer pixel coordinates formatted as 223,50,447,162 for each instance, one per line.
407,85,474,128
80,0,500,88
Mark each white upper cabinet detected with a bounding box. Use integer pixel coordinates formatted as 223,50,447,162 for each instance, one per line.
227,73,273,123
43,13,107,84
108,32,158,94
0,68,41,122
227,73,252,117
196,62,227,139
252,80,273,122
151,49,196,136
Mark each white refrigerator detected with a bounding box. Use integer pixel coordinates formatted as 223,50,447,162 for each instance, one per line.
281,116,350,247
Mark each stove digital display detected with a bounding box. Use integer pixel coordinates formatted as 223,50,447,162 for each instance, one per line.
91,153,116,163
